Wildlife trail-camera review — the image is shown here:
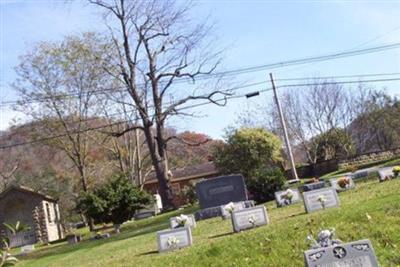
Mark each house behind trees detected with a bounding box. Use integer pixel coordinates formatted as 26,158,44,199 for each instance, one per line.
0,185,63,247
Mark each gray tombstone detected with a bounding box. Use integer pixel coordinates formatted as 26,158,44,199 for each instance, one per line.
157,227,193,253
195,174,248,209
378,168,394,182
303,187,340,213
231,205,269,233
304,239,379,267
274,188,302,207
220,201,249,220
301,181,326,192
170,214,196,229
329,176,355,192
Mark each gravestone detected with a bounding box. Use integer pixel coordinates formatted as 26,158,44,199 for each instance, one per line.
304,239,379,267
20,244,35,254
157,227,193,253
329,176,355,192
231,205,269,232
170,214,197,229
352,170,369,180
195,174,248,220
274,188,302,207
196,174,247,209
303,187,340,213
301,181,326,192
220,201,255,220
378,168,394,182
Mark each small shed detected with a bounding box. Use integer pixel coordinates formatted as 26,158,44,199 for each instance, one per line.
0,185,63,247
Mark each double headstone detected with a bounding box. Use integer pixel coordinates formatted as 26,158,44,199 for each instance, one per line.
156,227,193,253
303,187,340,213
231,205,269,233
304,239,379,267
195,174,249,220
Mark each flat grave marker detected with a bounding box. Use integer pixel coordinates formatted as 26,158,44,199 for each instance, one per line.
303,187,340,213
274,188,302,207
157,227,193,253
304,239,379,267
231,205,269,233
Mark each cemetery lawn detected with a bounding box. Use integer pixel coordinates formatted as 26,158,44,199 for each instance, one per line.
18,179,400,267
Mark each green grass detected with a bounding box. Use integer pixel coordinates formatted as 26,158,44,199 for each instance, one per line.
16,179,400,267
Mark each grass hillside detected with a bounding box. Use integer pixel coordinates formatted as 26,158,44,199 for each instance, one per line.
18,179,400,267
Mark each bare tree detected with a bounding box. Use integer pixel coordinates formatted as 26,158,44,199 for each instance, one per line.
12,33,116,229
90,0,228,209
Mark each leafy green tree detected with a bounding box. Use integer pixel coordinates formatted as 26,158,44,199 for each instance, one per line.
77,175,152,232
246,168,285,203
213,127,283,178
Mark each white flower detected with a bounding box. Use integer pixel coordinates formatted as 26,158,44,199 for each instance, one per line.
317,195,327,203
285,189,294,198
224,202,235,213
248,215,256,226
318,230,332,240
176,214,189,226
167,236,180,248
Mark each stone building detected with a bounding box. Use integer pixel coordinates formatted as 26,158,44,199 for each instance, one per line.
0,185,63,247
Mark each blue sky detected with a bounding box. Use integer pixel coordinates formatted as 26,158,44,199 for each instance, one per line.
1,0,399,138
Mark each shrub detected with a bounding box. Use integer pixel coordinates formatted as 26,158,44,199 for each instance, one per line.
181,179,203,205
77,174,152,231
246,168,285,203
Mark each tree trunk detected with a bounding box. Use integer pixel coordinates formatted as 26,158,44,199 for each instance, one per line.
77,166,95,231
142,126,174,210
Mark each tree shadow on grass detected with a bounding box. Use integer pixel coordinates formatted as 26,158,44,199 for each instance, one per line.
19,206,199,262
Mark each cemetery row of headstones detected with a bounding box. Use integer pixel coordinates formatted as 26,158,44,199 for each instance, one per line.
156,174,382,266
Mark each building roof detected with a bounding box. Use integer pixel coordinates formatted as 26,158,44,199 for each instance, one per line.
144,161,220,185
0,185,57,202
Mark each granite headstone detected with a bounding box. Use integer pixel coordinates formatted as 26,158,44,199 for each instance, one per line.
231,205,269,232
196,174,248,209
157,227,193,253
303,187,340,213
304,239,379,267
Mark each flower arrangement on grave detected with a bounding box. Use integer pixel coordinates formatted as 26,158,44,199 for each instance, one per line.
280,189,294,205
224,202,235,214
175,214,189,228
337,177,350,189
393,166,400,177
167,236,180,249
317,195,327,209
248,215,256,228
307,228,342,249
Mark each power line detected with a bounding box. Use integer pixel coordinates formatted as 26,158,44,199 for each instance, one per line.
1,76,400,150
2,42,400,107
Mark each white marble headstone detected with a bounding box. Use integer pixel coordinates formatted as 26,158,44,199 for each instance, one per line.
231,205,269,233
303,187,340,213
220,202,246,220
157,227,193,253
304,239,379,267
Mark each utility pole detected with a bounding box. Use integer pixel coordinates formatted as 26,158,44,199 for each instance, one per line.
269,73,299,182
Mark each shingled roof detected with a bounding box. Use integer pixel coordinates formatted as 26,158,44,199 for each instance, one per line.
144,161,219,184
0,185,57,202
